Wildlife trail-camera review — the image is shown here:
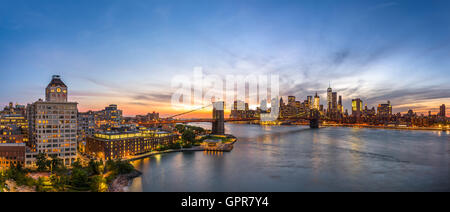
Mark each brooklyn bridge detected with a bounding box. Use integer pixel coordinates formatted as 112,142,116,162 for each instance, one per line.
139,101,323,135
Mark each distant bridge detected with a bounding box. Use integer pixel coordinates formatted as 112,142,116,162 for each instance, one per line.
139,102,322,134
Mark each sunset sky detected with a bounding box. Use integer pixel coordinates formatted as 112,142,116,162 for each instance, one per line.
1,0,449,117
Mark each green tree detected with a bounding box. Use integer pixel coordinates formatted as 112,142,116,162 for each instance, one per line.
115,160,134,175
36,153,50,171
50,155,63,173
70,167,89,189
87,159,102,176
175,124,185,133
90,175,107,192
6,163,34,187
71,158,83,169
0,171,6,191
182,129,196,143
35,177,45,192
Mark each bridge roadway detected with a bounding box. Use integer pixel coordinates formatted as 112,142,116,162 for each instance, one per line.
140,102,323,133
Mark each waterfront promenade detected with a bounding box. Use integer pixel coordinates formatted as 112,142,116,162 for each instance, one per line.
124,140,237,162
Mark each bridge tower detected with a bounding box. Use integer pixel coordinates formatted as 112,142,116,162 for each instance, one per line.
309,109,320,129
212,101,225,135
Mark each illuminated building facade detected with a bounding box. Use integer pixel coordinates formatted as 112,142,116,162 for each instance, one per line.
135,112,160,122
0,143,26,170
377,101,393,117
0,104,29,168
352,98,363,118
45,75,68,102
77,111,96,152
288,96,296,106
314,92,320,110
1,102,26,117
27,75,78,166
86,127,177,160
307,96,313,109
0,114,28,144
95,104,123,128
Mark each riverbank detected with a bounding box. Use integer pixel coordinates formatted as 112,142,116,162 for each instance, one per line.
107,170,142,192
321,123,449,132
125,146,203,162
227,121,449,132
125,140,237,162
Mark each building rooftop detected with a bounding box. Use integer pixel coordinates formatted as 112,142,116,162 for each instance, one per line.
47,75,67,88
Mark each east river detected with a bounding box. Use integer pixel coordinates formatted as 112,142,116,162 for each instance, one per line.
129,124,450,192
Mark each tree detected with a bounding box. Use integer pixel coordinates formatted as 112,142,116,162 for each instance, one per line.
90,175,107,192
175,124,185,133
50,174,69,192
87,159,102,176
71,158,83,169
115,160,134,175
35,177,45,192
70,167,89,189
50,155,63,173
0,171,6,191
36,153,50,171
182,129,196,143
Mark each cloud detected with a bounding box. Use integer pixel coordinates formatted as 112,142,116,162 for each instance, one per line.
133,93,173,102
365,86,450,105
128,102,151,106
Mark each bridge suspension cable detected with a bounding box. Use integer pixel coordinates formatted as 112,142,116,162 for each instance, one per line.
164,103,213,119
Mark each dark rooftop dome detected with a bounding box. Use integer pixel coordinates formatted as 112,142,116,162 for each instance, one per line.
47,75,67,88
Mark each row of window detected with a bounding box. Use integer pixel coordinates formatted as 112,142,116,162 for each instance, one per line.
36,105,76,110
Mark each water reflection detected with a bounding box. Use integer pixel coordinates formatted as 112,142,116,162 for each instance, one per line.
130,124,450,192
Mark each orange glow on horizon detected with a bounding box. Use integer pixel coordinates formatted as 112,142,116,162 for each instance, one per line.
75,97,449,118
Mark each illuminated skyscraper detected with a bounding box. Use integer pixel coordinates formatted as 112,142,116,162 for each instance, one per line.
377,101,393,117
28,75,78,166
307,96,313,109
288,96,296,105
314,92,320,110
352,98,363,118
338,95,343,113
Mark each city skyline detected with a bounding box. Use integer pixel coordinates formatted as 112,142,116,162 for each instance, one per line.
1,77,447,119
1,0,450,117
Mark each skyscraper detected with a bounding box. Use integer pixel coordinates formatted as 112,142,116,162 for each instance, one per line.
314,92,320,110
440,104,446,117
377,101,393,117
288,96,296,106
28,75,78,166
327,84,332,113
338,95,343,113
212,101,225,135
307,96,313,109
332,92,338,112
260,99,267,111
352,98,363,118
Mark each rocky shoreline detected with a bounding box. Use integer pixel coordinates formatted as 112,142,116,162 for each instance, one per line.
107,170,142,192
4,180,35,192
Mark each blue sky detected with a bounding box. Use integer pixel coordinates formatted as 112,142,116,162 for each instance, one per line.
1,0,449,116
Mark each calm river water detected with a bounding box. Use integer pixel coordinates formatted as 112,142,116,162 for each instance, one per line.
129,124,449,192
